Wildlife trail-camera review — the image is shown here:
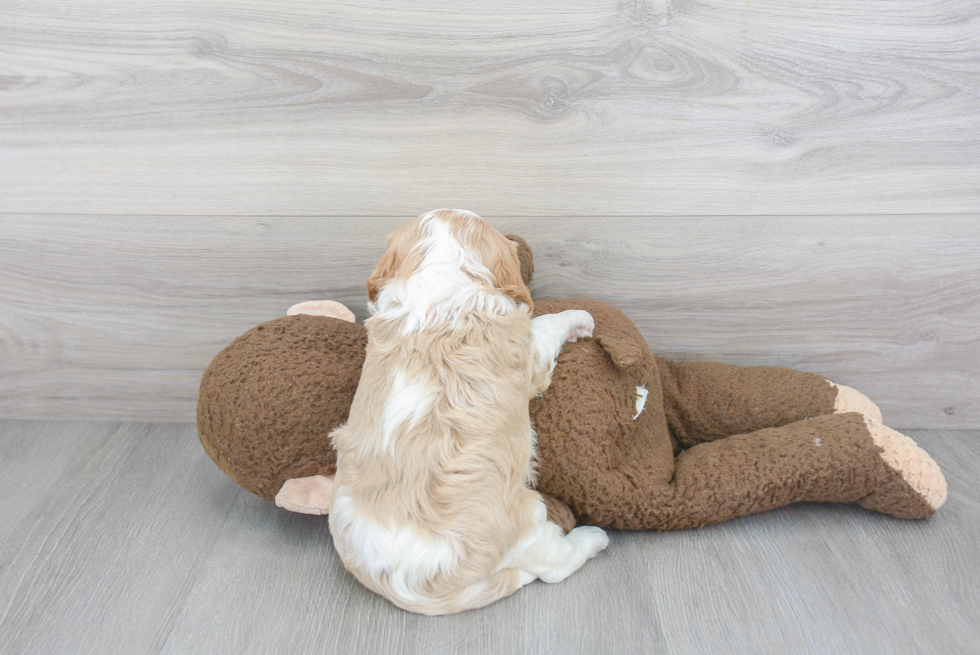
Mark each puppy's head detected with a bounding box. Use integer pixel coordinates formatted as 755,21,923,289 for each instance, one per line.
366,209,532,309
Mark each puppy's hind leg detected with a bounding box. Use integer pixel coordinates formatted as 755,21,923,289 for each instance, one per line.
507,496,609,585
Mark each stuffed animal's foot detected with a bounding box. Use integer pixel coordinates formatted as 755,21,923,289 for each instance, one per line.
275,475,334,515
858,418,947,519
286,300,356,323
831,382,883,423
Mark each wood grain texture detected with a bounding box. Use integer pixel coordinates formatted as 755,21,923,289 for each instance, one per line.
0,421,241,655
1,214,977,428
0,0,977,216
0,421,977,654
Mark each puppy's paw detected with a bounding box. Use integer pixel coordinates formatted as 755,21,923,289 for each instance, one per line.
538,526,610,584
564,310,595,342
566,525,610,559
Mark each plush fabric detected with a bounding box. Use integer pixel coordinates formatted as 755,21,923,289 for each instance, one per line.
197,239,945,530
198,315,365,500
526,299,932,529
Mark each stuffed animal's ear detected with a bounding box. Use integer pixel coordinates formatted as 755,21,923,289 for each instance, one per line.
597,334,644,368
504,234,534,286
286,300,356,322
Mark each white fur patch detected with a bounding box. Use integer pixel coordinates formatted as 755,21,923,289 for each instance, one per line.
373,214,517,334
496,499,609,585
531,313,569,369
331,492,460,604
531,310,594,372
495,500,551,573
633,386,649,420
381,370,432,454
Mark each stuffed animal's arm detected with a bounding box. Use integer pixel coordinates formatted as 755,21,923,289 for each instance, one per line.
276,475,334,515
655,357,881,449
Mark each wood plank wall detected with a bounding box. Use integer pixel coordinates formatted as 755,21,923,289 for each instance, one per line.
1,1,977,427
2,216,977,427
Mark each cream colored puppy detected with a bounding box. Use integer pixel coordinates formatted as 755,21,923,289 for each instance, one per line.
329,209,608,615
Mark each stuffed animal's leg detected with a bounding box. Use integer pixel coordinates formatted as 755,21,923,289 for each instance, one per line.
602,413,946,530
656,357,881,449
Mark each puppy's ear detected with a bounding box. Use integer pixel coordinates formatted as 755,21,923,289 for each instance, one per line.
491,240,533,309
366,246,398,302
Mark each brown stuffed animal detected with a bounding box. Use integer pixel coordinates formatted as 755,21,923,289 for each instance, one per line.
198,238,946,532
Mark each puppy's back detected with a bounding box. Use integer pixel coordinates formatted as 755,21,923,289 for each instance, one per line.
330,307,540,613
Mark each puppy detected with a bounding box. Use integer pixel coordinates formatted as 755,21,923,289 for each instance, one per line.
329,209,609,615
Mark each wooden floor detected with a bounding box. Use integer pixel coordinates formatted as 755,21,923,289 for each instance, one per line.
0,420,977,654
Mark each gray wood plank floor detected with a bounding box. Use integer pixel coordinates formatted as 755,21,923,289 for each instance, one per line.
0,420,976,654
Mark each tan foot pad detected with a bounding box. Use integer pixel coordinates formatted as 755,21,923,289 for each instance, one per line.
275,475,335,515
859,418,947,519
286,300,356,323
831,382,883,423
